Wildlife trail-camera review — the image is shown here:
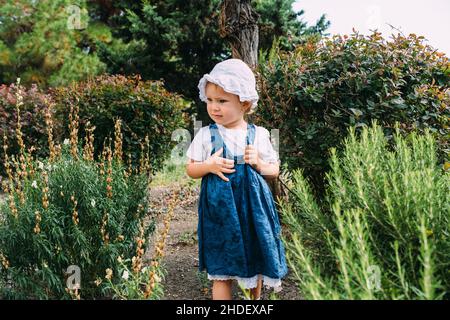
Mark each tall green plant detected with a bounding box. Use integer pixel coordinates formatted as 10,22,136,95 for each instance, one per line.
0,107,154,299
281,122,449,299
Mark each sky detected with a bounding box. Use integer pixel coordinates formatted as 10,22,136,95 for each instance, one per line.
293,0,450,55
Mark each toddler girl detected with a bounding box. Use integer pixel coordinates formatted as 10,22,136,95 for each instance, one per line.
185,58,288,300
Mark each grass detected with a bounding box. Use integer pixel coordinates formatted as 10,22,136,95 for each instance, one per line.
196,270,211,295
150,154,200,188
177,230,198,246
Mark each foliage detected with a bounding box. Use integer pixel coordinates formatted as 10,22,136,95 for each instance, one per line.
50,74,190,174
92,0,329,121
254,0,330,51
0,105,154,299
102,256,165,300
281,122,450,299
0,0,330,125
0,80,59,178
0,0,109,87
256,32,450,195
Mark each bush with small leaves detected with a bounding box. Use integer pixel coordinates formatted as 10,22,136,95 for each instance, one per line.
256,31,449,196
50,74,189,174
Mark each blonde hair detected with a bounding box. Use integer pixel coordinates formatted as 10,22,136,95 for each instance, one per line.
244,102,254,115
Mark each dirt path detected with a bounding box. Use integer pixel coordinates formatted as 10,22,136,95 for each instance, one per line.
147,183,301,300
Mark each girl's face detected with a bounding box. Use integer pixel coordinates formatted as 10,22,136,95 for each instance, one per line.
205,82,251,128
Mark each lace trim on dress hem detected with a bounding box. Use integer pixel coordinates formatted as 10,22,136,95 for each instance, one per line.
207,273,283,292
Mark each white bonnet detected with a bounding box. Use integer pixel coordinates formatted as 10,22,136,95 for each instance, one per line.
198,58,259,111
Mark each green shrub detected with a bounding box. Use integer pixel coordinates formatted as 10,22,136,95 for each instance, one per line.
256,32,450,195
0,81,59,178
102,255,166,300
0,137,153,299
50,74,190,173
0,0,107,88
281,122,449,299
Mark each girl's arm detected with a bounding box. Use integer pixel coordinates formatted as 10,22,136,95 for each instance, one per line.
185,160,211,179
254,158,280,180
244,145,279,180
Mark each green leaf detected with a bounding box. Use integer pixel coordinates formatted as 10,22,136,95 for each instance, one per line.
349,108,363,117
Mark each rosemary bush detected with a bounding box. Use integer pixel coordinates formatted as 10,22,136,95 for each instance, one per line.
281,122,449,299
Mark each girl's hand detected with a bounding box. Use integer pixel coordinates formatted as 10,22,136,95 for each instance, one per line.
205,148,235,182
244,145,260,169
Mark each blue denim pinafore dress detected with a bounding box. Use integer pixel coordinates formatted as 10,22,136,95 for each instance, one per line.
198,122,288,287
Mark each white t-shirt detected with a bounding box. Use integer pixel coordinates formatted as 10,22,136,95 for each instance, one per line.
186,123,279,164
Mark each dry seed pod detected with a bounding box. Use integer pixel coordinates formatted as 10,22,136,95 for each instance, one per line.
42,171,49,210
33,210,42,234
71,193,79,225
82,121,95,162
113,119,123,163
44,98,56,162
69,105,79,160
105,144,113,198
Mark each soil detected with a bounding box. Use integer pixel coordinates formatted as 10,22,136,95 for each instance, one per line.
146,183,302,300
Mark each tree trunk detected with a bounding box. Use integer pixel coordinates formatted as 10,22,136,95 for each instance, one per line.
219,0,259,68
